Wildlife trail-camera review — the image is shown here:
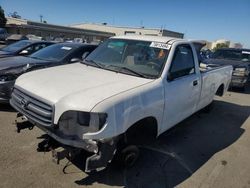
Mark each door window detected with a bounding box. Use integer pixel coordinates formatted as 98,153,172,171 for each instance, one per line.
22,43,49,55
168,45,195,80
22,46,34,55
33,43,47,52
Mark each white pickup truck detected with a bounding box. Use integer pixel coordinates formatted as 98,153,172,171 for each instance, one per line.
10,35,232,172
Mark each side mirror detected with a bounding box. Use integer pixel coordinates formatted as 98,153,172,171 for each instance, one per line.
70,58,81,63
19,50,29,55
82,51,90,60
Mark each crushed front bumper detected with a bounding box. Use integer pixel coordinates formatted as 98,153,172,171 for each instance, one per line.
14,114,118,172
36,123,99,153
38,124,118,172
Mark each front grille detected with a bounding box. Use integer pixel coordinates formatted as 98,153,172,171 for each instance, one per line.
10,88,53,127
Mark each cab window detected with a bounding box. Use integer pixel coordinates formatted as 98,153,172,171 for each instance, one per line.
168,44,195,80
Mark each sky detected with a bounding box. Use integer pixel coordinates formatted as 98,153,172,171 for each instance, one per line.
1,0,250,48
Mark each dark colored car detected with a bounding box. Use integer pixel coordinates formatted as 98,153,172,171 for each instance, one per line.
0,40,54,58
0,42,97,103
200,49,212,59
204,48,250,89
5,34,29,45
0,28,8,42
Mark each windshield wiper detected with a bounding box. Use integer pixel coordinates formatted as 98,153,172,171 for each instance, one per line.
106,65,148,78
83,59,104,68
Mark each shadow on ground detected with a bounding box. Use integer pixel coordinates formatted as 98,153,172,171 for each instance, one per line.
229,82,250,94
0,103,16,112
73,99,250,188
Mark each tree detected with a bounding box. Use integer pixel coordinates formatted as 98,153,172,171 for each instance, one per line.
9,11,21,19
0,6,7,27
213,43,229,51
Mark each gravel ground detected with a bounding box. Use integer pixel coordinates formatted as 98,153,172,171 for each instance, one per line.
0,84,249,188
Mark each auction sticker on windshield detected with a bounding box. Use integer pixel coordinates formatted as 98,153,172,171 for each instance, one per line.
61,46,72,50
150,42,171,50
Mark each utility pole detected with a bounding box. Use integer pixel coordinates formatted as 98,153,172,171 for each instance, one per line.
39,15,43,22
140,20,144,28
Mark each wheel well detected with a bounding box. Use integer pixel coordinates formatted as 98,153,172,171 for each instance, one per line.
122,117,158,145
216,84,224,96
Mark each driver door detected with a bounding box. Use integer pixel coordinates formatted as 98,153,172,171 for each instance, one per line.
162,44,201,132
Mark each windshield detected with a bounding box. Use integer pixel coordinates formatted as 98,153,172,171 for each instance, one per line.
30,43,76,61
212,49,250,62
85,39,169,78
1,40,32,52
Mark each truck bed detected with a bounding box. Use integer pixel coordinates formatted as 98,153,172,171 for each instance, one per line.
199,63,230,73
197,63,233,111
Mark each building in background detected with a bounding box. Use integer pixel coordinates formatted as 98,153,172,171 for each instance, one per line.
229,42,243,49
4,17,245,50
71,23,184,38
210,39,230,49
5,18,184,43
208,39,243,50
6,17,114,42
204,41,212,49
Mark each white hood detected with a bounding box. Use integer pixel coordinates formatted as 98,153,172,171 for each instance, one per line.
15,63,153,112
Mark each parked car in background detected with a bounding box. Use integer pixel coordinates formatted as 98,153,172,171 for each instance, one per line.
10,35,232,172
26,34,43,41
74,38,84,43
54,37,64,42
200,49,212,59
204,48,250,89
0,28,9,42
5,34,28,45
0,40,54,58
0,42,97,103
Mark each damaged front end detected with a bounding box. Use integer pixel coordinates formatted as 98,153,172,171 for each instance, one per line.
13,111,118,172
10,88,117,172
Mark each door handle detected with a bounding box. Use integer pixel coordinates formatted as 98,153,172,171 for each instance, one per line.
193,80,198,86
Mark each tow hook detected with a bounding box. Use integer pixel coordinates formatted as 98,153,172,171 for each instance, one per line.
14,113,34,133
